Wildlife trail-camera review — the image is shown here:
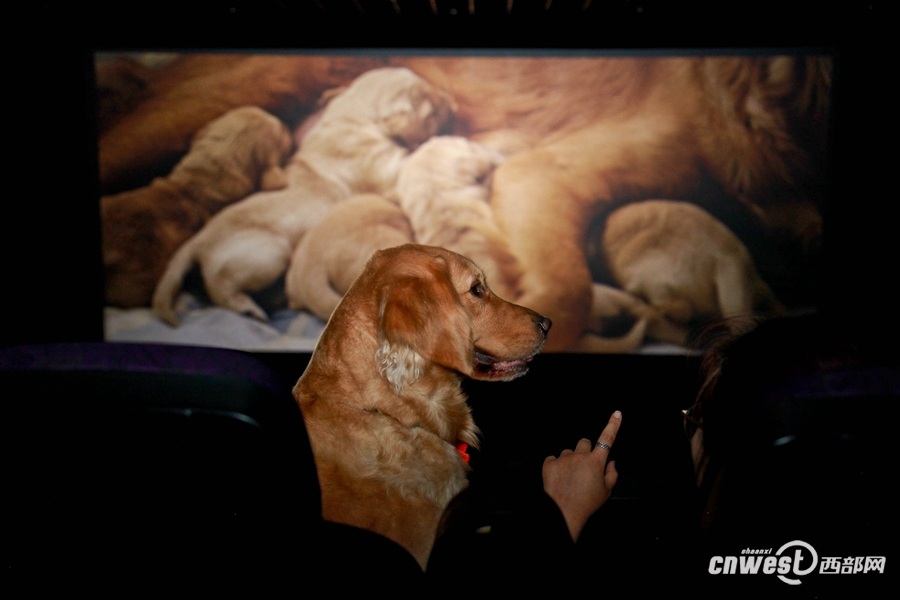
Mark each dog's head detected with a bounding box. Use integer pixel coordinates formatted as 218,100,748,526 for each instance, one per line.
345,244,550,392
323,67,456,151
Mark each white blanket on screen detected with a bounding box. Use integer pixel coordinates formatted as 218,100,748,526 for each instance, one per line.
105,292,327,352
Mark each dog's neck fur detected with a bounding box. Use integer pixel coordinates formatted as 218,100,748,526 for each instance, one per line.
295,320,480,450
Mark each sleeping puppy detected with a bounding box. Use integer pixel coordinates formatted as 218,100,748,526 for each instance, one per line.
103,55,830,350
285,193,414,321
394,135,520,299
152,67,455,325
97,54,386,194
102,106,294,308
300,68,456,195
587,199,786,340
293,243,551,570
448,55,829,351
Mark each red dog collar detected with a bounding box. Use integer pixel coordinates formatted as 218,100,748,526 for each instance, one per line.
456,442,470,464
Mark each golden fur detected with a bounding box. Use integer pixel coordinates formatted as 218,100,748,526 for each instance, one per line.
101,54,829,350
102,106,294,308
437,56,829,351
394,135,520,298
292,243,551,569
151,67,455,325
590,199,787,342
582,283,680,353
97,53,386,194
285,193,413,320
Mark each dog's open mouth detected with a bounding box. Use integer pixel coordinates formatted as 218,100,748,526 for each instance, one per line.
473,349,535,380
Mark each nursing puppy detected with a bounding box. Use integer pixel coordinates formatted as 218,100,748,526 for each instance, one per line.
104,54,829,350
102,106,294,308
588,199,786,341
395,135,519,298
152,68,455,325
293,243,551,570
98,54,386,194
468,56,829,351
285,193,414,321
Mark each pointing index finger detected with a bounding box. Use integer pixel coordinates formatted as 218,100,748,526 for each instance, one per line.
593,410,622,454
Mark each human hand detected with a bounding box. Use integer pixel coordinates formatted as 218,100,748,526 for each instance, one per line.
542,410,621,541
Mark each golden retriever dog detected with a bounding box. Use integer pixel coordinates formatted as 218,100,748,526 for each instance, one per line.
97,53,387,194
152,67,455,326
434,56,830,351
292,243,551,569
587,199,787,341
394,135,520,298
285,193,413,320
101,106,294,308
103,54,829,350
299,68,456,195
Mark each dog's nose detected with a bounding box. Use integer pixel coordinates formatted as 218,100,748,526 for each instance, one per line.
536,316,552,336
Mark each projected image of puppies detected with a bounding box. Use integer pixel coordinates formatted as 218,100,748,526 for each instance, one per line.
103,54,828,352
152,68,455,326
395,135,519,298
285,193,413,321
102,106,294,308
587,199,786,343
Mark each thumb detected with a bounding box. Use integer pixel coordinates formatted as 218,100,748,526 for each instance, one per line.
605,460,618,489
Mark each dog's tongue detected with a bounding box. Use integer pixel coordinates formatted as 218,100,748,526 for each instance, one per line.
493,357,530,372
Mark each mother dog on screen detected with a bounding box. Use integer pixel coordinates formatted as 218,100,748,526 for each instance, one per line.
98,54,831,351
400,55,830,351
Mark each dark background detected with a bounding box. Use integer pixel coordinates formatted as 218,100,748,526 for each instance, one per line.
5,1,894,594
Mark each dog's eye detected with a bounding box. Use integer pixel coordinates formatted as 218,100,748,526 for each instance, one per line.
470,282,486,298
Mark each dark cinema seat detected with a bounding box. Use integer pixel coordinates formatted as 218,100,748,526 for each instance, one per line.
1,342,424,593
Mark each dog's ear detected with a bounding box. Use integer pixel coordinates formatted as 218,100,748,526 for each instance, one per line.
376,256,473,391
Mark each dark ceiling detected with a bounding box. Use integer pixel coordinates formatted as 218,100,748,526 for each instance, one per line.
21,1,887,51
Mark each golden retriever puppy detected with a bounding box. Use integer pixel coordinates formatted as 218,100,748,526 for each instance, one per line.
98,54,387,194
285,193,414,321
104,55,830,350
102,106,294,308
588,199,786,339
152,67,455,326
470,56,829,351
292,243,551,570
394,135,519,298
300,68,456,195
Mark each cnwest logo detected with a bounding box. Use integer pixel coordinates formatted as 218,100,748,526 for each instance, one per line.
708,540,886,585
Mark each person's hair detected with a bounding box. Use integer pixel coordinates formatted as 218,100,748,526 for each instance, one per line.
689,311,898,547
694,312,870,459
